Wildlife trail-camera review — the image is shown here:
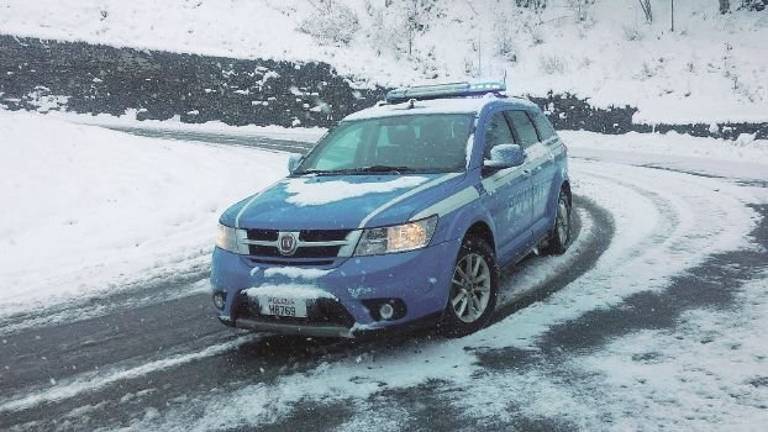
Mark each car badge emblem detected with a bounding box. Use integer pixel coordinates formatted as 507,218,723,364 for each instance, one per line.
277,232,298,256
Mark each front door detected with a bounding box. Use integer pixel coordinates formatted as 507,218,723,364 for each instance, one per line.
479,111,533,264
506,110,554,239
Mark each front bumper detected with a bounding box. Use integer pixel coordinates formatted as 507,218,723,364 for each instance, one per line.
210,239,461,336
229,317,354,338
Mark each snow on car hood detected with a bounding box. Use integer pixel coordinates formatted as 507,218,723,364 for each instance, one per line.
221,174,449,230
284,175,427,207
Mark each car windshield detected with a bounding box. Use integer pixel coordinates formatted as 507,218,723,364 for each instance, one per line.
295,114,474,175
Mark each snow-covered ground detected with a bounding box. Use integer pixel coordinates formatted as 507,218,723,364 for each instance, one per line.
0,110,288,317
0,111,766,430
2,0,767,123
6,152,759,431
122,158,765,431
562,130,768,182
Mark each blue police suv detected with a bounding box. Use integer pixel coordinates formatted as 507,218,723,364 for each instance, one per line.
211,82,571,338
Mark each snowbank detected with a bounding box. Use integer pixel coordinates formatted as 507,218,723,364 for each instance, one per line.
561,130,768,164
0,110,288,316
47,109,327,144
2,0,767,123
561,129,768,183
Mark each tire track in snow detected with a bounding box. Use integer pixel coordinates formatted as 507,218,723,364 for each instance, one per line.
581,171,679,261
0,266,211,337
111,160,760,432
0,198,609,431
2,129,762,431
0,336,255,414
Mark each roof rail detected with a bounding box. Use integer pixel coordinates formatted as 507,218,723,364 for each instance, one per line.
385,81,506,104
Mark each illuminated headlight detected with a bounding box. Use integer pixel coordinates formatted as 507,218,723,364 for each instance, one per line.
355,216,438,256
216,223,243,254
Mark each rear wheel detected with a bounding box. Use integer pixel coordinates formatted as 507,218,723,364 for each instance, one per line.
439,236,498,337
542,190,572,255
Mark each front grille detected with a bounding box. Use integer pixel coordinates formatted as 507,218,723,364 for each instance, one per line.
299,230,349,242
294,246,342,258
247,229,278,241
247,244,342,258
236,294,355,327
242,228,356,262
248,245,280,256
248,258,335,266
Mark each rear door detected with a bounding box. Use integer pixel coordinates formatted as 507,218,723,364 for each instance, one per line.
479,111,533,264
505,110,554,238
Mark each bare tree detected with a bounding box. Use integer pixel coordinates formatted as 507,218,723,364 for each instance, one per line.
719,0,730,13
671,0,675,32
638,0,653,23
402,0,438,55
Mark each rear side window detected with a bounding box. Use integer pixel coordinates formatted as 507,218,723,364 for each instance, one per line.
506,111,539,148
483,112,516,159
532,112,556,141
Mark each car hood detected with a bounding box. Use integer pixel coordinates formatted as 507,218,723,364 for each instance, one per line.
220,173,464,230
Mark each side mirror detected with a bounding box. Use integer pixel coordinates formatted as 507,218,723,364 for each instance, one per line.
287,154,303,174
484,144,525,169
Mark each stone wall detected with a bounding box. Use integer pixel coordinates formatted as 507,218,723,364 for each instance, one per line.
1,35,765,139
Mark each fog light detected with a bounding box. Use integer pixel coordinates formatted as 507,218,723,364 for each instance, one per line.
379,303,395,320
213,292,226,310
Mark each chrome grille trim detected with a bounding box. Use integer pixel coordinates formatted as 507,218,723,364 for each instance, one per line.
235,229,361,259
241,239,348,247
337,230,362,258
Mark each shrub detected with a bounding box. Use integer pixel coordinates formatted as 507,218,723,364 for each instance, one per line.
622,24,643,41
739,0,767,11
298,0,360,46
493,12,518,62
539,54,567,74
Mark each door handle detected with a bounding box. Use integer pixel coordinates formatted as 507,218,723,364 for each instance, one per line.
522,169,532,177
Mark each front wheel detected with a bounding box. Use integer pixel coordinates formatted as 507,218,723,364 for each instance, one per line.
542,190,572,255
439,236,499,338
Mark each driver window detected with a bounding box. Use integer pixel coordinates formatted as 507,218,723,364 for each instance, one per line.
483,112,516,159
313,124,362,170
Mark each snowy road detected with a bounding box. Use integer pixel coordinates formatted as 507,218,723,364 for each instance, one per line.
1,127,766,431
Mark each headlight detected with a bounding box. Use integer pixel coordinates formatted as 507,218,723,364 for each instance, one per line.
354,216,438,256
216,223,242,253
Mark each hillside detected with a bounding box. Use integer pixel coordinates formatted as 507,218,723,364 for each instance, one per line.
1,0,767,124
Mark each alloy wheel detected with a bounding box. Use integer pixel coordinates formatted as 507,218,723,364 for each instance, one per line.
450,252,492,323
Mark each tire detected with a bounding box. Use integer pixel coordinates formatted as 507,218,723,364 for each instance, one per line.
438,236,499,338
542,190,572,255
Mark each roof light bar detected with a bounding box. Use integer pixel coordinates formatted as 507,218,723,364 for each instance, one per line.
385,81,506,104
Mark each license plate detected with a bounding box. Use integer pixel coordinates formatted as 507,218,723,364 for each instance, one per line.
259,296,307,318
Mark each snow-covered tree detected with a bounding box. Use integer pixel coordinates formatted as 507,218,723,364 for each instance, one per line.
298,0,360,46
400,0,440,55
638,0,653,23
739,0,767,11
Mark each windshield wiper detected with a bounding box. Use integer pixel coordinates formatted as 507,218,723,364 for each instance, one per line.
347,165,414,174
298,168,345,176
298,166,414,176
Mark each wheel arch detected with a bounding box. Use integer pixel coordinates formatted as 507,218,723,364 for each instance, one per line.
462,220,496,255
